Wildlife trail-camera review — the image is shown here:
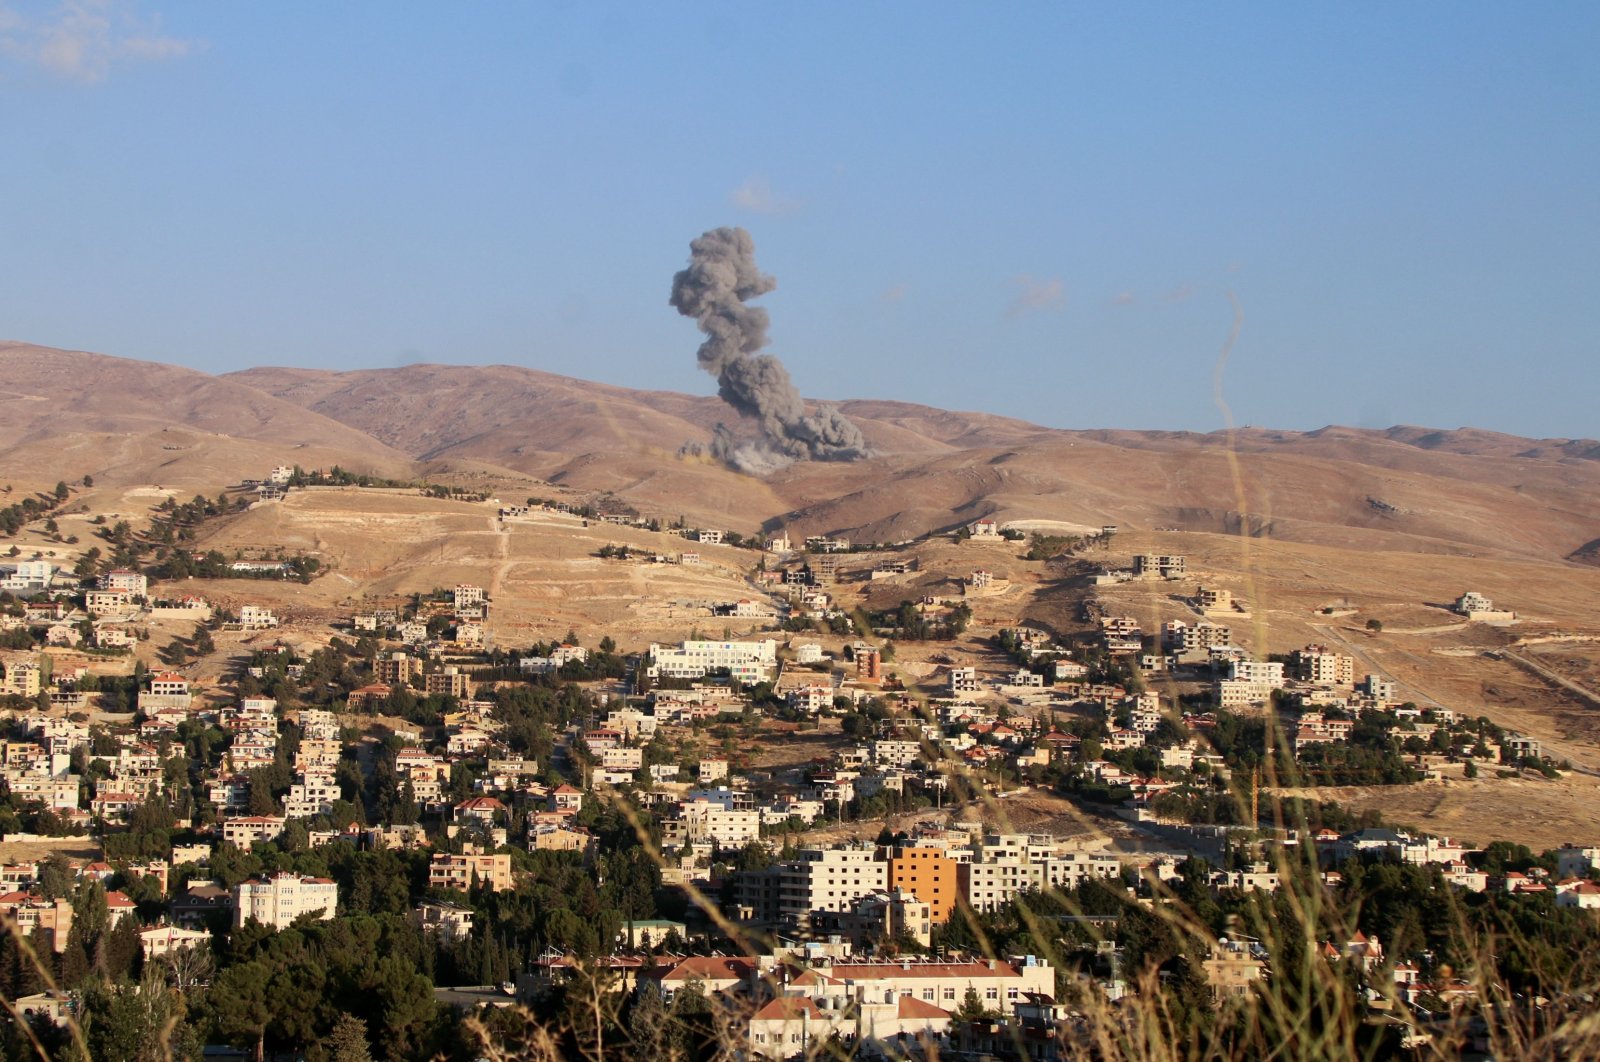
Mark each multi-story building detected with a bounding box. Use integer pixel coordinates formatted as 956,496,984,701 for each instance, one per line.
140,671,192,712
374,652,424,687
799,955,1054,1013
103,569,149,596
888,843,960,924
428,847,514,893
812,889,935,949
1133,555,1186,579
1,561,55,592
1359,674,1397,703
414,899,475,943
662,799,762,848
283,772,342,819
1217,659,1286,706
1290,646,1355,686
776,846,888,927
959,836,1120,912
0,895,74,951
646,640,778,683
1163,620,1232,654
233,873,338,929
601,746,643,771
871,740,923,769
85,589,137,615
787,685,834,714
1,663,42,698
238,605,278,630
221,815,286,849
425,668,470,698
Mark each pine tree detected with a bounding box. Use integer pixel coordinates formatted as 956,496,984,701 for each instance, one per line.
327,1013,373,1062
627,981,684,1061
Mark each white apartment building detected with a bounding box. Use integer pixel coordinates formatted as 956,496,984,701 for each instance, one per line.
1,561,54,591
662,799,762,848
103,569,149,596
222,816,286,848
233,873,338,929
1557,845,1600,880
601,747,643,771
779,846,888,924
1359,675,1397,702
647,640,778,683
949,668,979,695
787,685,834,714
1163,620,1232,653
793,643,825,665
238,605,279,630
1229,660,1284,686
1218,659,1285,706
959,838,1120,912
871,740,924,769
283,772,342,819
798,955,1055,1011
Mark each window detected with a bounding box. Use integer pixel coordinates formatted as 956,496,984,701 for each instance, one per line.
923,988,934,1000
944,988,956,1000
986,988,999,1000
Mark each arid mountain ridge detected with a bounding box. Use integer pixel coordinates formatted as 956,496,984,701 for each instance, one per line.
3,341,1597,565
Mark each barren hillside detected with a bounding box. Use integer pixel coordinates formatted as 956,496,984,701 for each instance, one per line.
0,342,415,487
3,343,1596,566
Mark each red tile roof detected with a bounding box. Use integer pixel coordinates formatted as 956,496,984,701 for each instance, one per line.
897,996,953,1020
752,997,824,1021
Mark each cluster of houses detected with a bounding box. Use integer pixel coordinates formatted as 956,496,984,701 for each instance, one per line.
0,562,223,652
352,583,488,652
3,488,1594,1058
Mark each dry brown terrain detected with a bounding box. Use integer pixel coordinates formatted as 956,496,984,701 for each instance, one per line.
9,343,1593,559
1276,775,1600,854
4,340,1599,846
188,489,778,652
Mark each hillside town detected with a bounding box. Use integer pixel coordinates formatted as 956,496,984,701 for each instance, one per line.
0,476,1595,1060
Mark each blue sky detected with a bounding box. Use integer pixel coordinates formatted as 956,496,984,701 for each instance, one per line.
2,2,1596,438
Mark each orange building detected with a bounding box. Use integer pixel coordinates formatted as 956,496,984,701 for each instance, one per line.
887,844,958,924
857,648,881,681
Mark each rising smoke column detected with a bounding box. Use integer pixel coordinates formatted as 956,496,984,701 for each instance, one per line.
669,227,867,472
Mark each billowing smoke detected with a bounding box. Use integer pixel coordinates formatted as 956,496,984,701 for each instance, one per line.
670,227,867,472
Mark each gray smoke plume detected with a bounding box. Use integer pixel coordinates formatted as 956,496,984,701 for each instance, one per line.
670,227,868,472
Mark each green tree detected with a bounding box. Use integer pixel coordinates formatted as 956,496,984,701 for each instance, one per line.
327,1013,373,1062
210,959,275,1062
368,954,437,1061
80,967,196,1062
37,854,74,900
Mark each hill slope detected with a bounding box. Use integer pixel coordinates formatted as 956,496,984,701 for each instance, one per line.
0,342,416,487
2,343,1595,564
